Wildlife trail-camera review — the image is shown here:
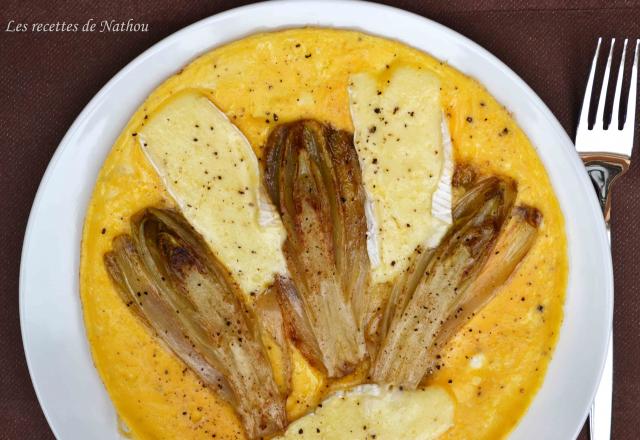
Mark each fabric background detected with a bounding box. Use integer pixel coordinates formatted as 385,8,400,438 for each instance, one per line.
1,1,639,438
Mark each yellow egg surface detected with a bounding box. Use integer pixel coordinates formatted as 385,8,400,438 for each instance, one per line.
80,28,567,440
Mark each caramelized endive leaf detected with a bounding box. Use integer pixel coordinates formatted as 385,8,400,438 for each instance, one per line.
264,120,369,377
105,208,286,439
429,205,541,363
372,178,516,388
254,283,292,396
274,275,326,373
104,239,235,405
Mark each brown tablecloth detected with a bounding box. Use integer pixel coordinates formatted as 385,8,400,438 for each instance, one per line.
1,1,639,438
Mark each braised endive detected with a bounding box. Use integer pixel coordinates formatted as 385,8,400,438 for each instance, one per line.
428,204,542,367
264,120,369,377
372,177,533,388
104,208,286,439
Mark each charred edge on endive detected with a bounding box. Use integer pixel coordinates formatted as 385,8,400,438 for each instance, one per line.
264,119,369,378
371,177,517,388
104,208,286,439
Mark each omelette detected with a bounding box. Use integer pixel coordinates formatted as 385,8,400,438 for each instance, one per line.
80,28,567,440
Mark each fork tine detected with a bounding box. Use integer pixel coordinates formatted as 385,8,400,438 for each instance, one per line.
578,38,602,132
623,39,639,151
611,39,628,130
595,38,615,129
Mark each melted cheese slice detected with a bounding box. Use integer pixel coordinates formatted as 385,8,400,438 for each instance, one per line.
139,91,287,296
349,67,452,285
279,385,454,439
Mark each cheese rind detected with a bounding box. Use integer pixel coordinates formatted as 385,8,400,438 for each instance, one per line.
349,67,452,285
432,114,454,225
139,91,288,296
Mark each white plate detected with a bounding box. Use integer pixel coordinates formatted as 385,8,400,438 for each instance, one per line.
20,1,613,439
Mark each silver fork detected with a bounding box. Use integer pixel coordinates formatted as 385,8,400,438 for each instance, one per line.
576,37,639,440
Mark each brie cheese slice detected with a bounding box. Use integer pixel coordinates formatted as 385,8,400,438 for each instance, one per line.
349,67,453,285
279,384,454,439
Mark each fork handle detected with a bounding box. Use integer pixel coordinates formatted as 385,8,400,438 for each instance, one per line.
579,152,630,224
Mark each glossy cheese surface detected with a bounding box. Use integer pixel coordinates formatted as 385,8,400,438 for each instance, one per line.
349,67,452,285
278,385,454,440
80,28,567,440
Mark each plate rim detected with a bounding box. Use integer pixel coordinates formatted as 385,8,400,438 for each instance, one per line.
19,1,613,439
